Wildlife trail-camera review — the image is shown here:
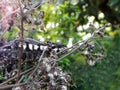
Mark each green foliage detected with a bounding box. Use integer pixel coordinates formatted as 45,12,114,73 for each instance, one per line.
108,0,120,12
4,27,19,41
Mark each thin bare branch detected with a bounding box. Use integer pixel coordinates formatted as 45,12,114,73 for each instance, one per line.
17,0,24,82
28,49,46,79
0,67,35,86
57,24,110,61
0,82,27,90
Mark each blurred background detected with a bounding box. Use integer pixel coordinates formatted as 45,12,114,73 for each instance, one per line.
1,0,120,90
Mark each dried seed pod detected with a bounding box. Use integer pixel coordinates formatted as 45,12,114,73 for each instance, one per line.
34,19,42,25
89,23,97,32
38,11,44,19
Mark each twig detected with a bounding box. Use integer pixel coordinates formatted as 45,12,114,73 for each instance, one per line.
57,24,110,61
57,40,84,55
28,49,46,79
18,0,24,82
0,82,27,90
0,29,8,39
18,75,24,83
0,67,35,86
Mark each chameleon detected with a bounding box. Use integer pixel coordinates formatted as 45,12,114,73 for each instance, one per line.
0,38,66,81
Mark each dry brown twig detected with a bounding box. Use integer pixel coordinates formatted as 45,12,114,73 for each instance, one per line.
28,49,46,79
0,67,35,88
17,0,24,82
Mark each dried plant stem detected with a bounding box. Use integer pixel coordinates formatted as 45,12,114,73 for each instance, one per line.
18,0,24,82
0,82,27,90
0,29,7,39
0,67,35,86
58,24,110,61
28,49,46,79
